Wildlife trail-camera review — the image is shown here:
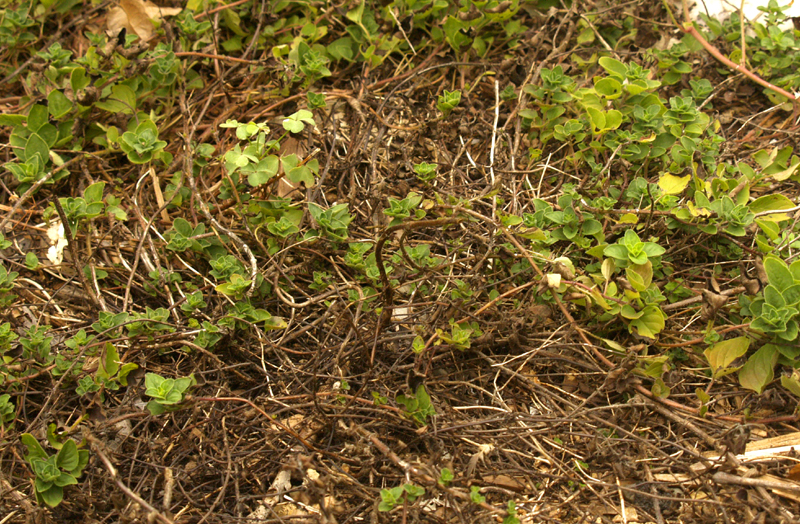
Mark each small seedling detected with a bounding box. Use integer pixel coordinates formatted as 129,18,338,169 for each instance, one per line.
378,483,425,512
414,162,437,182
437,90,461,117
144,372,197,415
396,384,435,426
438,467,454,486
603,230,665,267
21,434,89,508
118,120,168,164
470,485,485,504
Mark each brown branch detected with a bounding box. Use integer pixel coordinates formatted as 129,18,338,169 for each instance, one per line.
52,196,103,310
667,0,799,115
713,471,800,492
371,217,460,365
86,433,176,524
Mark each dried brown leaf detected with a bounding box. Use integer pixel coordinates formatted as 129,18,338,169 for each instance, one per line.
755,257,769,287
701,289,728,320
108,0,182,41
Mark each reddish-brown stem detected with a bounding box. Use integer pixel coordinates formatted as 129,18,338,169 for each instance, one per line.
672,0,798,116
682,25,798,108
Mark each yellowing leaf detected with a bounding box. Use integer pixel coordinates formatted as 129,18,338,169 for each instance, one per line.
602,338,626,353
658,172,690,195
589,288,610,309
626,261,653,292
770,155,800,181
781,375,800,397
704,336,749,378
586,106,604,132
739,344,778,394
686,200,711,217
604,109,622,130
601,258,615,282
628,305,665,339
626,268,646,292
750,194,795,222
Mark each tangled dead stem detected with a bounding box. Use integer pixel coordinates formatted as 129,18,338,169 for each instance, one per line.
2,1,800,523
